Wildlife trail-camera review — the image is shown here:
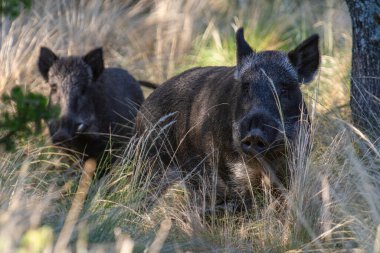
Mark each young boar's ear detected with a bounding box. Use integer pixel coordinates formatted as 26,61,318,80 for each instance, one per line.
236,28,254,67
38,47,58,81
83,47,104,81
288,34,320,84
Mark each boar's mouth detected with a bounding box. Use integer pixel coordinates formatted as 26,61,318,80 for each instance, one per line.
49,119,95,142
74,121,103,141
50,131,76,148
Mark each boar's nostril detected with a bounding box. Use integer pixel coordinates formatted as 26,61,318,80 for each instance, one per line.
242,139,251,147
241,133,268,155
255,139,266,149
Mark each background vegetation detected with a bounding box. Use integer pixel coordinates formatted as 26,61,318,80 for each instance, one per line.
1,0,378,252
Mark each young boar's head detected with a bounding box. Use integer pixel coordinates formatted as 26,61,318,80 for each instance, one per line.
38,47,104,148
232,28,319,158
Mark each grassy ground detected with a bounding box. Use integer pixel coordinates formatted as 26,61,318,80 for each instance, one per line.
2,0,379,252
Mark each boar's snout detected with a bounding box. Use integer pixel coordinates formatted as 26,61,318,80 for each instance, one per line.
49,116,90,146
51,127,71,145
241,129,268,154
239,110,282,155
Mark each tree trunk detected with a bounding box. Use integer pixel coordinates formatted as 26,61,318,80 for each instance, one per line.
346,0,380,139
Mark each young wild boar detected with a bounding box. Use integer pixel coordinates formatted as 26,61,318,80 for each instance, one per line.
38,47,144,159
136,28,320,206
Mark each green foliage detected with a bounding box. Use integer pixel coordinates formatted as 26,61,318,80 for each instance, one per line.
191,29,292,69
0,86,59,151
183,1,302,71
0,0,32,19
18,226,54,253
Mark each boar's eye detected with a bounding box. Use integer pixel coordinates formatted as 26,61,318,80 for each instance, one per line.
280,85,292,99
281,89,288,98
50,83,58,93
241,82,250,94
78,85,86,95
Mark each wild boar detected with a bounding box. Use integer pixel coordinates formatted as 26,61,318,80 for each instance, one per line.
38,47,144,159
135,28,320,206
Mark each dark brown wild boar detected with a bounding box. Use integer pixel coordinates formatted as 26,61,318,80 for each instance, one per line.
136,28,320,206
38,47,144,159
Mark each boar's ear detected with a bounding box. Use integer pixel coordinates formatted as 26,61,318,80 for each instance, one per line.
288,34,320,84
83,47,104,81
236,28,254,68
38,47,58,81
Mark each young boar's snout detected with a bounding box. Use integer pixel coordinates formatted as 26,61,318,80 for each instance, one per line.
50,119,72,145
51,128,71,145
239,110,282,155
49,117,89,145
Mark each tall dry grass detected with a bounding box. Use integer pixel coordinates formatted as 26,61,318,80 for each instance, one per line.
0,0,210,93
1,0,379,252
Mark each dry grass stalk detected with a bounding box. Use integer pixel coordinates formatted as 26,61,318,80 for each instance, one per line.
54,158,97,253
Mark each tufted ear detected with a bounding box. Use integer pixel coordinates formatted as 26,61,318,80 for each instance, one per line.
38,47,58,81
83,47,104,81
288,34,320,84
236,28,255,68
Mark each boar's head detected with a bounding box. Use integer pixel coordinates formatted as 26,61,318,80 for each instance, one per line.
232,28,319,158
38,47,104,151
